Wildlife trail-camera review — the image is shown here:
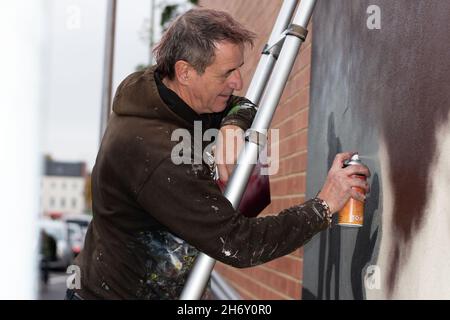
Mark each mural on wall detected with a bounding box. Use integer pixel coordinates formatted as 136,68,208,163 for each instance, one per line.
303,0,450,299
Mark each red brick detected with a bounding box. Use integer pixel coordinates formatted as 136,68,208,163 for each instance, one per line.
275,109,309,138
225,268,291,300
237,267,301,299
264,255,303,280
270,175,306,197
274,92,310,126
292,247,304,258
277,130,308,158
278,151,308,176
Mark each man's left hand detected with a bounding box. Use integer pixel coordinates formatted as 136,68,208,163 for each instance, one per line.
215,125,245,183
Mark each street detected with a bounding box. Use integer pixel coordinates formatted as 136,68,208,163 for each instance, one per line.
39,271,68,300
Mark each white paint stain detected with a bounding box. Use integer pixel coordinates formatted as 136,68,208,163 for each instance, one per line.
369,115,450,299
219,237,238,259
391,116,450,299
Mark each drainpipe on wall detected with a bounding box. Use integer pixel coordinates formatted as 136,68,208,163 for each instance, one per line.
99,0,117,141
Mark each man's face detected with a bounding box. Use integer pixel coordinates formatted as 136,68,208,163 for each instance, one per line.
187,41,244,114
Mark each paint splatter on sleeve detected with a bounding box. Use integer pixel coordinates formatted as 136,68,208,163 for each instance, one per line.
137,157,329,268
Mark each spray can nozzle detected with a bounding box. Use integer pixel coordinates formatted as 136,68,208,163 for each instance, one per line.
344,153,362,167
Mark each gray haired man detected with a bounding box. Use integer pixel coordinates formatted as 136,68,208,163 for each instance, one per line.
68,8,370,300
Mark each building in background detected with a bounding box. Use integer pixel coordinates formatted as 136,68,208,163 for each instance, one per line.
40,157,87,218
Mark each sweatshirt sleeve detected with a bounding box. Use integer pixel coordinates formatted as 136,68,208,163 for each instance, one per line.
136,157,329,268
219,96,258,131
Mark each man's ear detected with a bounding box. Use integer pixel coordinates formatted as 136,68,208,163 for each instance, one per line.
174,60,193,85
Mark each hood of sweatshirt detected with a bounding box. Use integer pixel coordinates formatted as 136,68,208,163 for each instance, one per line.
111,66,193,128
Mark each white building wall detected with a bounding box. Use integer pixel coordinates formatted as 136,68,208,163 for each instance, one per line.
41,176,86,215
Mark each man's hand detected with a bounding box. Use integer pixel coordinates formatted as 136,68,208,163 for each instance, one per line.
215,125,245,184
317,152,371,214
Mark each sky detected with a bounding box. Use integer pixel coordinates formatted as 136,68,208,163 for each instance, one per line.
43,0,156,171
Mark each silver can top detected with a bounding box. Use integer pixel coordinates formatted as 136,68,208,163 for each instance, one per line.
344,153,363,166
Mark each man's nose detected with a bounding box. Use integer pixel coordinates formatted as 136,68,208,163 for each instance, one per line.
228,69,243,91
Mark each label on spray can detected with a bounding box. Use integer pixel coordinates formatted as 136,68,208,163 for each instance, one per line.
338,154,367,227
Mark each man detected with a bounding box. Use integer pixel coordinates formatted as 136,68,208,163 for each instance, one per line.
69,8,369,300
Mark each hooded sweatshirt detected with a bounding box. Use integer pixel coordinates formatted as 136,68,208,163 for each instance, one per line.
74,66,330,300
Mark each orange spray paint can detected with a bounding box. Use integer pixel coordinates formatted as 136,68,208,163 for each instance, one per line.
338,154,367,227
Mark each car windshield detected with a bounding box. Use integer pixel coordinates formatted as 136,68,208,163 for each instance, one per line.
67,223,82,241
42,225,64,241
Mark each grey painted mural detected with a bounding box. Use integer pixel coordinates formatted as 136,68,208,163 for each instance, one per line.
303,0,450,299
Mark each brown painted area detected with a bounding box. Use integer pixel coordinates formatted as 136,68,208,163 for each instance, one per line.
305,0,450,298
349,0,450,295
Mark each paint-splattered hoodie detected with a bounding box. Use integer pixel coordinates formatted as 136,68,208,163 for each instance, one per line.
74,66,330,300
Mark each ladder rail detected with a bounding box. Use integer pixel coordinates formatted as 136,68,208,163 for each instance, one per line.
180,0,317,300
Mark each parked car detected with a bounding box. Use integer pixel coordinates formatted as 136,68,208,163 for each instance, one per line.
38,219,73,270
63,213,92,256
67,222,83,256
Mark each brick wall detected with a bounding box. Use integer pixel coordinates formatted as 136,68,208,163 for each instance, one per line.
198,0,312,300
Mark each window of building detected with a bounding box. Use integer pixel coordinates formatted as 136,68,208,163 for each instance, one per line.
49,197,55,208
72,198,77,209
61,198,66,208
